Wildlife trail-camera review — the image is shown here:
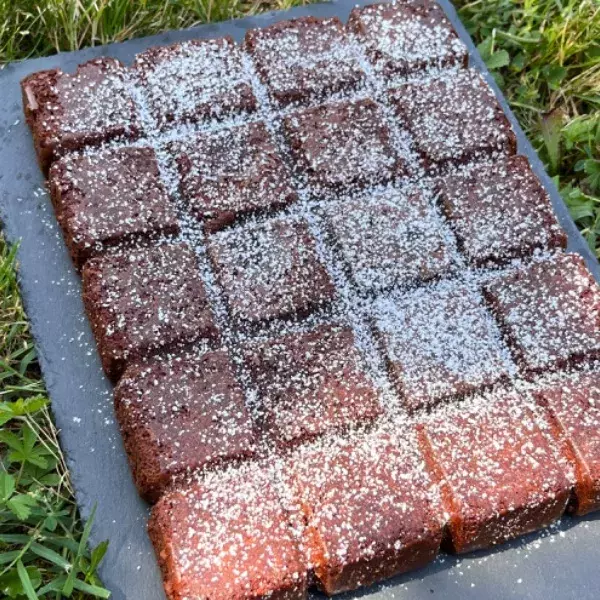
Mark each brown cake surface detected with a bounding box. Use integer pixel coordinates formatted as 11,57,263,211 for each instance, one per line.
49,146,179,268
20,4,600,599
115,349,256,502
82,243,219,381
149,464,307,600
134,37,257,130
373,281,514,411
418,391,572,553
280,426,442,594
438,155,566,265
534,372,600,515
282,98,406,193
21,58,140,171
245,16,365,107
348,1,467,77
173,121,298,232
323,185,456,291
243,323,382,447
483,253,600,375
207,218,335,325
388,68,516,168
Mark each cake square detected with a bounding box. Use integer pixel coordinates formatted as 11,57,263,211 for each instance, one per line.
418,392,571,553
21,58,141,171
134,37,257,130
82,243,218,381
483,253,600,375
348,1,468,77
245,16,366,108
115,349,256,502
373,282,513,411
207,218,335,325
323,186,456,292
388,69,516,168
534,372,600,515
173,121,298,232
49,146,180,269
242,323,382,447
281,427,442,594
282,99,406,192
438,156,566,265
148,464,307,600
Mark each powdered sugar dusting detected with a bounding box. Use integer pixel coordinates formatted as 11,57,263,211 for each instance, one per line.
20,3,600,600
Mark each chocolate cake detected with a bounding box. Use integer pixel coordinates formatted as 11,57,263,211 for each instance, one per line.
49,146,180,269
388,68,517,168
148,464,307,600
114,349,256,502
21,58,141,171
134,37,257,130
207,218,335,325
534,372,600,515
373,281,514,411
282,99,406,192
483,253,600,375
418,392,571,553
82,243,219,381
280,427,442,594
438,155,566,265
242,323,382,447
323,186,456,292
21,3,600,599
245,16,366,108
173,121,298,232
348,1,468,77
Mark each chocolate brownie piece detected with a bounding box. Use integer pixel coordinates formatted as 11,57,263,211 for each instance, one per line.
323,186,456,292
82,243,218,382
134,37,257,130
173,122,298,232
348,1,468,78
148,464,307,600
483,253,600,375
373,281,514,411
243,323,382,447
280,427,442,594
388,69,516,169
534,372,600,515
282,99,406,193
49,146,179,269
438,156,566,265
418,392,571,553
245,16,365,108
21,58,140,172
207,218,335,325
115,349,256,502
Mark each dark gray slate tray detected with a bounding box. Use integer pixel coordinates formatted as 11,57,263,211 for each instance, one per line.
1,1,599,598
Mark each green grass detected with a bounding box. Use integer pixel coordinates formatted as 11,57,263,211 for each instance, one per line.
0,242,110,599
1,0,600,598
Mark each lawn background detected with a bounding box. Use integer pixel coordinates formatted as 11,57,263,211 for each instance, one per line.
1,0,599,598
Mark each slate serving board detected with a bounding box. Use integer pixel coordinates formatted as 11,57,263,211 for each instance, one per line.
1,1,599,598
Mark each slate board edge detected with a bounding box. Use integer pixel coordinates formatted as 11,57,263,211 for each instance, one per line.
0,1,599,599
